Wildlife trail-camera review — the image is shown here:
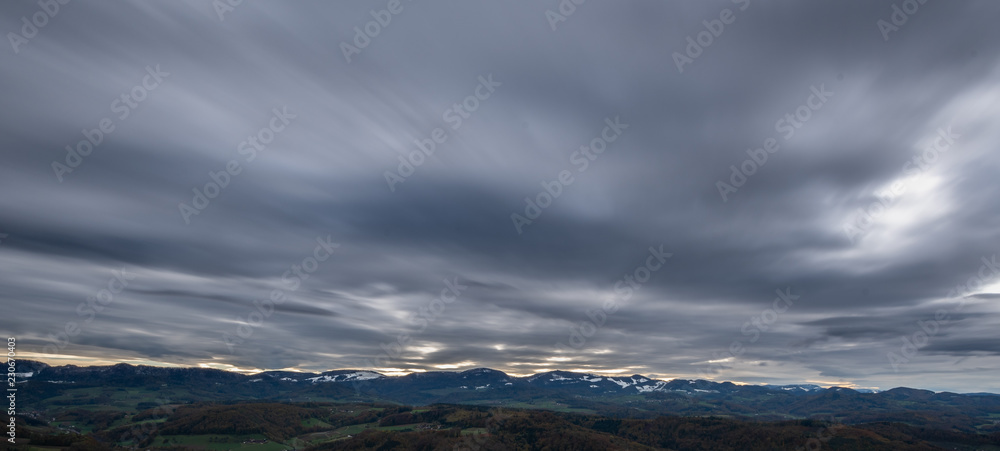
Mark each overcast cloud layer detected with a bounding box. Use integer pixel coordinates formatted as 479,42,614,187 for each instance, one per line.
2,1,999,393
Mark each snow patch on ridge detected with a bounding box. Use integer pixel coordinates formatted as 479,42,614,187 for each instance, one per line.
306,371,383,383
608,378,632,388
635,381,668,393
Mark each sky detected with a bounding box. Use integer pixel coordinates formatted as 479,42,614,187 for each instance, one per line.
1,1,999,393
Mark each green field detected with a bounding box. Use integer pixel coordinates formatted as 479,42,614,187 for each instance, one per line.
293,422,376,447
497,400,596,414
152,434,287,450
17,400,1000,450
301,417,333,428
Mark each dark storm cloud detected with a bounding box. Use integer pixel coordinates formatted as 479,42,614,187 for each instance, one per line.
1,0,999,392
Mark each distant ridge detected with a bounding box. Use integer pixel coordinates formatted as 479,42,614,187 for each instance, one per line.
20,359,1000,395
17,360,1000,432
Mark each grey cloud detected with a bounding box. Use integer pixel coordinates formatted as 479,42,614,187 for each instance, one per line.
1,0,999,393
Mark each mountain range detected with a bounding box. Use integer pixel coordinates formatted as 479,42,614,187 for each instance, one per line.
15,360,1000,430
14,360,882,398
11,360,1000,449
